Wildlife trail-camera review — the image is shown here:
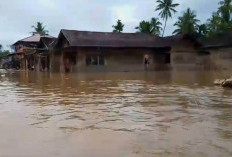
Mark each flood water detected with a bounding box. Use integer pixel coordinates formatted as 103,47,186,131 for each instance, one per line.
0,71,232,157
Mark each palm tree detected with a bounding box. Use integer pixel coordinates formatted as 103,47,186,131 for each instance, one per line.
218,0,232,23
31,22,49,35
135,18,162,35
207,12,222,36
173,8,199,35
197,24,209,38
150,18,163,35
155,0,179,37
207,0,232,36
112,20,124,33
135,21,151,34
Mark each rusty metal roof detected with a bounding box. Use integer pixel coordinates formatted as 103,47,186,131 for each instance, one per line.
201,33,232,49
13,33,55,46
58,29,169,48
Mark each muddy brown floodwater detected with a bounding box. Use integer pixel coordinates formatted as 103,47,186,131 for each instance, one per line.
0,71,232,157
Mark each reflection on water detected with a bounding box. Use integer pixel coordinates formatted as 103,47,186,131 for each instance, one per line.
0,71,232,157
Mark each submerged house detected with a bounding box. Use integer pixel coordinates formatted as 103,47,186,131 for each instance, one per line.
163,34,211,70
12,33,55,70
50,29,171,73
202,33,232,70
10,29,232,73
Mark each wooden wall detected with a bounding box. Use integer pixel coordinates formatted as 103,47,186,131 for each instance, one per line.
50,47,171,73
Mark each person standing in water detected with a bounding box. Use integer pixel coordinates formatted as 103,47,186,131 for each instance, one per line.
63,58,71,73
144,54,150,70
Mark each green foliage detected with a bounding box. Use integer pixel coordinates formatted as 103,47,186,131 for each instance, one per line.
112,20,124,33
197,24,209,39
32,22,49,35
135,18,162,36
173,8,200,35
218,0,232,23
207,0,232,37
0,50,10,60
155,0,179,36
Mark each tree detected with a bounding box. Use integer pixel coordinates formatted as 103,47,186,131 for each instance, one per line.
197,24,209,38
112,20,124,33
207,0,232,36
218,0,232,23
173,8,200,35
155,0,179,37
0,50,10,60
0,44,2,51
32,22,49,35
135,18,162,35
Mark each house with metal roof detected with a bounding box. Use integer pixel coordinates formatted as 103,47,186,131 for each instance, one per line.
12,33,55,70
9,29,226,72
201,33,232,70
49,29,172,73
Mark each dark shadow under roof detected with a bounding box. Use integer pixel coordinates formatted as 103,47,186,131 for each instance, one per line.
39,37,57,49
202,33,232,49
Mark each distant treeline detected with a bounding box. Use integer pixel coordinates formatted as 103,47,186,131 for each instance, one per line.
112,0,232,39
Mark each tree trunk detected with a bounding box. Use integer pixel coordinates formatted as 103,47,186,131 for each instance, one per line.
162,18,167,37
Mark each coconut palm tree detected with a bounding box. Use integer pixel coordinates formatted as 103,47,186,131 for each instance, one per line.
135,21,151,34
197,24,209,38
31,22,49,35
218,0,232,23
112,20,124,33
207,12,222,36
135,18,162,35
173,8,199,35
207,0,232,36
155,0,179,37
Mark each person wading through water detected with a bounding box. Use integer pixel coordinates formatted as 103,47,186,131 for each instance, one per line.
63,57,71,73
144,54,150,70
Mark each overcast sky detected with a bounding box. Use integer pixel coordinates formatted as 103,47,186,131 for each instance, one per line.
0,0,219,49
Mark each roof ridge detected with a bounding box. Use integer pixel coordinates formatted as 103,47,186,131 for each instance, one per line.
18,34,38,42
61,29,158,37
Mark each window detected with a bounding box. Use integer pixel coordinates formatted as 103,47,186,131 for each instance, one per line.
165,53,170,64
86,55,105,66
99,55,105,65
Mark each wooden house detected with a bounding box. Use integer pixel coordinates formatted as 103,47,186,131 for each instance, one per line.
12,33,55,70
50,29,171,73
202,33,232,70
162,34,211,70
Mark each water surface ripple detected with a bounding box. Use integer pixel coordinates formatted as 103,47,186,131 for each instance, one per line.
0,71,231,157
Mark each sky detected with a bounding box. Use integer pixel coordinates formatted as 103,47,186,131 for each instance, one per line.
0,0,219,50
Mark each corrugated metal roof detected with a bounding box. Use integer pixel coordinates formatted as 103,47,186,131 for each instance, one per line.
13,34,55,45
201,33,232,49
58,29,169,48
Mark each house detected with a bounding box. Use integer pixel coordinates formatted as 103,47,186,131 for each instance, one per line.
12,33,55,70
201,33,232,70
50,29,171,73
162,34,211,70
12,29,230,73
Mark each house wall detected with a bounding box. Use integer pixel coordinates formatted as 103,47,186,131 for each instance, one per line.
51,48,171,73
50,52,62,72
207,48,232,70
171,40,204,70
171,41,232,71
50,46,232,73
